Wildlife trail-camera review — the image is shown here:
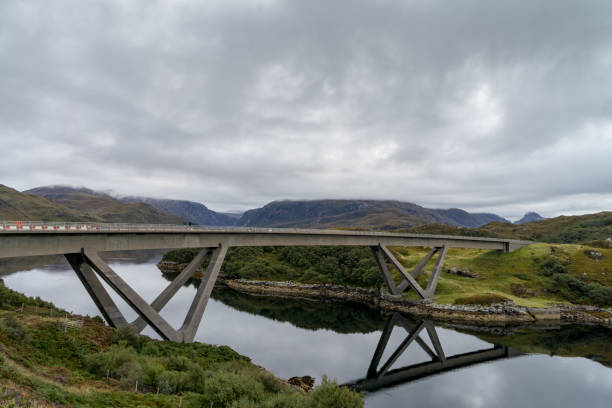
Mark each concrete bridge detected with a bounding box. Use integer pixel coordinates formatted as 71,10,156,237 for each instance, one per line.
0,221,531,342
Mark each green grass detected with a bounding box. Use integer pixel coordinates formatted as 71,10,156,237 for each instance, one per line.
0,286,364,407
165,243,612,308
404,212,612,244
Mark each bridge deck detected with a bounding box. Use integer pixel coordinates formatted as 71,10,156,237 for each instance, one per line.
0,221,530,259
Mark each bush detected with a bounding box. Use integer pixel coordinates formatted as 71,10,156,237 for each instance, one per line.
200,371,265,406
588,286,612,306
114,325,142,350
1,315,29,342
307,376,364,408
553,274,612,306
156,370,189,394
538,258,566,276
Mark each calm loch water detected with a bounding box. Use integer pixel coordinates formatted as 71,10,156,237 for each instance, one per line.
2,252,611,407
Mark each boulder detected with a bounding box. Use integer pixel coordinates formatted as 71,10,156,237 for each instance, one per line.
584,250,603,260
446,266,477,278
288,376,315,392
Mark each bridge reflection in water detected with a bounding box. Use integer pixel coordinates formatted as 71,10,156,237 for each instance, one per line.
346,313,523,393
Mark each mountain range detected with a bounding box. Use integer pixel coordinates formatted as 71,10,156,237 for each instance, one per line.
2,184,551,231
514,212,545,224
234,199,508,229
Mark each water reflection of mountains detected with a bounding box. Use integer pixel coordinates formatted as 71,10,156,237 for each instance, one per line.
0,250,166,276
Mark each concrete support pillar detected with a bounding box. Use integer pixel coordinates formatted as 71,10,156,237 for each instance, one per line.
132,247,213,332
83,249,182,342
370,246,401,295
372,245,447,299
65,252,128,328
180,244,227,343
67,245,228,343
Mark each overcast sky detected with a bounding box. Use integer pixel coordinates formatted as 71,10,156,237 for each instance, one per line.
1,0,611,219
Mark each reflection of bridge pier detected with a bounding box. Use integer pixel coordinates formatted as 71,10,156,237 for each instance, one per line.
347,313,523,392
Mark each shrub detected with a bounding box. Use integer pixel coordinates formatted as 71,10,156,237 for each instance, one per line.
1,315,29,342
114,325,142,350
156,370,189,394
307,376,364,408
588,286,612,306
116,360,143,389
200,371,265,406
538,258,566,276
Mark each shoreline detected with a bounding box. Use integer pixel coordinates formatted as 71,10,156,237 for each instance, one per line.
212,277,612,326
157,261,612,325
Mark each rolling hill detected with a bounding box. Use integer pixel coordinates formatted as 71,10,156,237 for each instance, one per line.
23,186,188,224
403,211,612,244
0,185,89,221
515,212,545,224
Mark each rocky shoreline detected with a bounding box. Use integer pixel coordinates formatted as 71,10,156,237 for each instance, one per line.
217,277,612,325
158,262,612,325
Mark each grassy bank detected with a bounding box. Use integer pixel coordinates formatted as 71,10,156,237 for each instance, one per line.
162,243,612,308
0,285,363,407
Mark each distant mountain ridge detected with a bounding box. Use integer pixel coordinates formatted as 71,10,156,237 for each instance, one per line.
234,200,509,229
515,212,545,224
6,184,511,229
120,196,235,226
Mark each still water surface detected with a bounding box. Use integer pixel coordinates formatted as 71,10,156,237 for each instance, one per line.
2,254,611,407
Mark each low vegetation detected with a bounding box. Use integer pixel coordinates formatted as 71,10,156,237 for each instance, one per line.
402,211,612,244
0,286,364,407
163,246,384,288
164,242,612,308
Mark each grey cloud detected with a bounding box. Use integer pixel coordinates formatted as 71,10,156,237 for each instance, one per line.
1,0,611,216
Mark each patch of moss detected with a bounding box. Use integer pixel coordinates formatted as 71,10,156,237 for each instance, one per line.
453,293,510,306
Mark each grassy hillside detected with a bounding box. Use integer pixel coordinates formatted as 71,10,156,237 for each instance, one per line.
0,285,363,407
163,243,612,308
0,185,90,222
25,186,188,224
401,211,612,244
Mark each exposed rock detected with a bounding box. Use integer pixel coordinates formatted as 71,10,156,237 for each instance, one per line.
584,250,603,260
526,307,560,321
288,376,315,392
0,278,4,286
54,375,68,385
446,266,477,278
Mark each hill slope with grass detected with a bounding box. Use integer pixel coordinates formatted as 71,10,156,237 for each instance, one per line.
0,285,363,407
402,212,612,244
24,186,188,224
162,242,612,309
0,185,90,222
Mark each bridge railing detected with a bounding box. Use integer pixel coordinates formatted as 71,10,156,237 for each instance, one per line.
0,220,205,233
